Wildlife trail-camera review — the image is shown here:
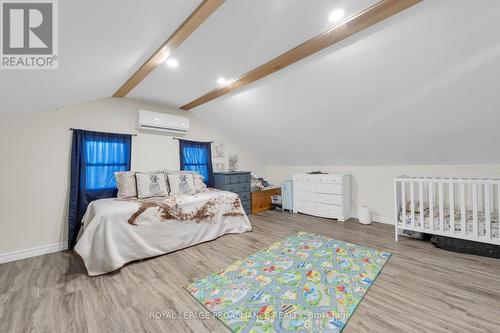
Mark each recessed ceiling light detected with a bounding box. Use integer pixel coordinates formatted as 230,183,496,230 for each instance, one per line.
329,9,345,23
166,58,178,68
217,77,227,85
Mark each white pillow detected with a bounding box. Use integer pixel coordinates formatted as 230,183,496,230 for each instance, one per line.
114,171,137,198
192,173,207,192
164,170,207,192
135,172,168,198
167,173,196,195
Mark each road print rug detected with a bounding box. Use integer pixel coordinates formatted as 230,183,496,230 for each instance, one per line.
185,232,391,332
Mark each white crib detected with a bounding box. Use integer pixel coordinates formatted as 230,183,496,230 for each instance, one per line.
394,175,500,245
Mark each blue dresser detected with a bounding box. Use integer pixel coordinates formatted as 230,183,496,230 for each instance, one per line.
213,171,251,215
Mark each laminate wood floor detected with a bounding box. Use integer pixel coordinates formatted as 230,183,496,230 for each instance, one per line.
1,211,499,333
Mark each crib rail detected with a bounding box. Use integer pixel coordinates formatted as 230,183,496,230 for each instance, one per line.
394,175,500,245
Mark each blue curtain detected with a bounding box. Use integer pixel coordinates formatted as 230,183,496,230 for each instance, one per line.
68,130,132,249
179,139,214,187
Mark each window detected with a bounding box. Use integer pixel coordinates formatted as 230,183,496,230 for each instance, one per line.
84,139,130,190
179,139,214,186
68,130,132,249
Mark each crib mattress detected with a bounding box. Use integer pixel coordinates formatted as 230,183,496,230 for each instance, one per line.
399,208,500,238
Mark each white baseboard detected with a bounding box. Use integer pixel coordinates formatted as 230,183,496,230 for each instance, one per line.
350,212,394,225
0,242,68,264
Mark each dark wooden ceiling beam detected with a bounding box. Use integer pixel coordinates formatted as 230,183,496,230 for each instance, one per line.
180,0,421,111
113,0,225,98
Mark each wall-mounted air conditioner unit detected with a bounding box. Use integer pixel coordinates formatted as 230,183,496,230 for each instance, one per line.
137,109,190,134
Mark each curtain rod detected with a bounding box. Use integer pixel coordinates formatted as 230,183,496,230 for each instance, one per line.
172,137,213,143
69,128,138,136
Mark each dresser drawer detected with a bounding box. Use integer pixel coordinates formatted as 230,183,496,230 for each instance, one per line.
315,174,343,184
239,174,250,183
295,191,315,202
316,203,342,216
315,193,342,205
315,183,342,195
295,200,316,212
295,182,315,192
293,174,315,183
224,174,250,184
223,175,237,184
241,199,251,211
238,192,250,201
224,183,250,193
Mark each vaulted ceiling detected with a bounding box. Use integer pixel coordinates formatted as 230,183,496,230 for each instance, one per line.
191,0,500,165
128,0,381,106
0,0,201,115
2,0,500,165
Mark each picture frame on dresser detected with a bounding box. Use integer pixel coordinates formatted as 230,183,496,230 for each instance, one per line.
292,173,351,221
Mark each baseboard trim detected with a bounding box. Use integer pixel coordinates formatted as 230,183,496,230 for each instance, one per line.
350,212,394,225
0,242,68,264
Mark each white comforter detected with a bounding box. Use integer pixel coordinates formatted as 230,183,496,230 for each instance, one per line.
75,190,252,276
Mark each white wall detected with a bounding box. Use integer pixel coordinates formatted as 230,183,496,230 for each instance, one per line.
0,97,265,255
266,165,500,224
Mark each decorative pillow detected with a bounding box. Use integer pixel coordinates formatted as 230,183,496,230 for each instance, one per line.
114,171,137,198
192,173,207,192
164,170,207,192
136,172,168,198
167,173,196,195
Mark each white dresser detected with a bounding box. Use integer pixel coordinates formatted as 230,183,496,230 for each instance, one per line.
292,173,350,221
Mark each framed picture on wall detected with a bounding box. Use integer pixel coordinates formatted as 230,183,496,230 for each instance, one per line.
213,141,225,158
228,154,238,171
213,161,226,172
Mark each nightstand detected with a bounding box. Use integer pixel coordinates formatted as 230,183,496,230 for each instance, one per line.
251,187,281,214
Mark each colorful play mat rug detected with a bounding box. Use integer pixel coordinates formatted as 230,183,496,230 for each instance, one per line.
185,232,391,332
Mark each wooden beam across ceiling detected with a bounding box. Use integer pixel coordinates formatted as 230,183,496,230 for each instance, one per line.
181,0,421,111
113,0,225,98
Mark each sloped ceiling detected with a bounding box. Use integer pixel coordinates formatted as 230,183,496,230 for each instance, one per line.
190,0,500,165
3,0,500,165
0,0,201,116
129,0,380,106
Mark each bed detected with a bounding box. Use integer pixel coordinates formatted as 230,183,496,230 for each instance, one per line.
399,208,500,238
394,175,500,258
75,189,252,276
